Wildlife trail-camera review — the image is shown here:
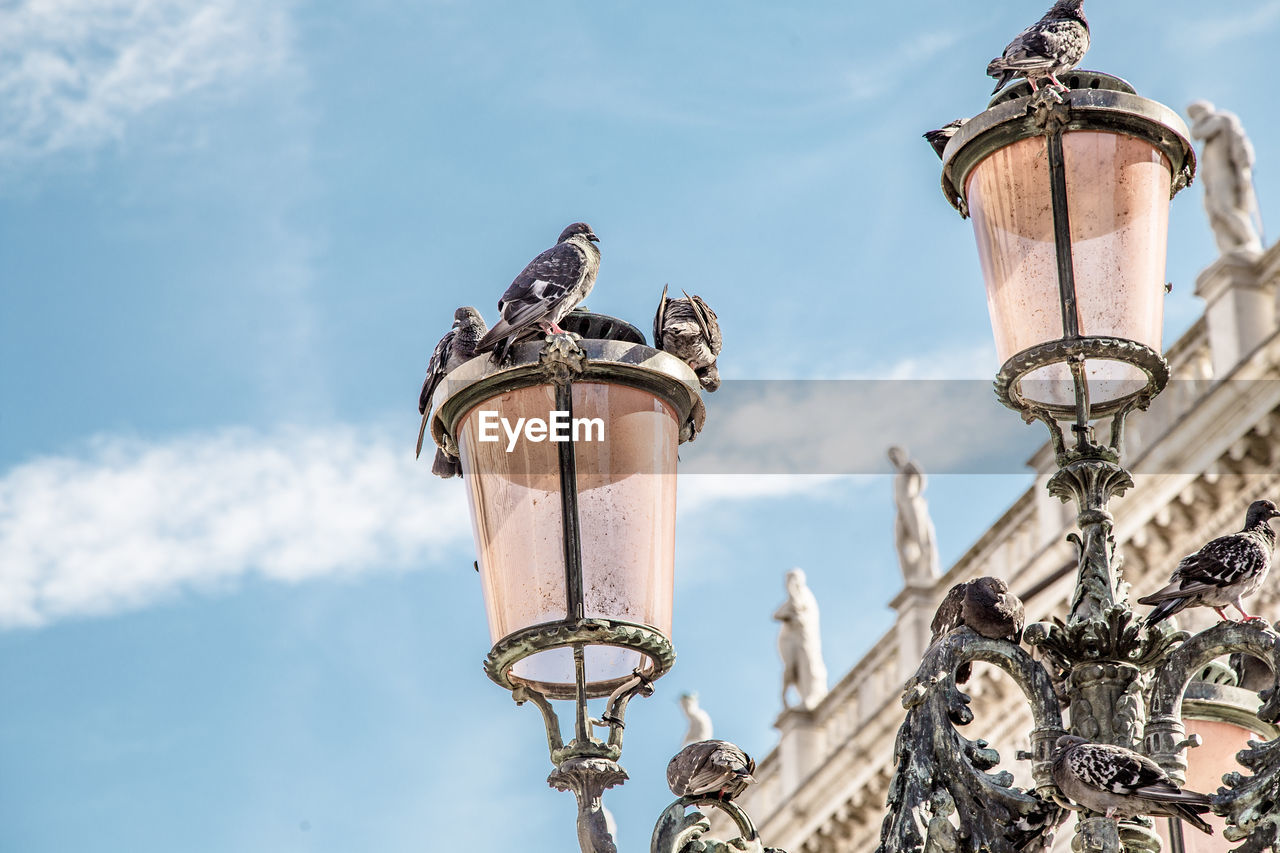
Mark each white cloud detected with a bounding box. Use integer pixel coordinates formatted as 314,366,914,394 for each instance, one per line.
0,426,863,630
842,342,1000,381
0,0,293,158
0,427,469,629
1169,1,1280,51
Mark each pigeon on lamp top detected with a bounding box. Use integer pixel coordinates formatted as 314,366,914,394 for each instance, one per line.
1139,499,1280,626
1051,736,1213,834
923,118,968,159
416,307,487,476
653,284,723,391
666,740,756,801
930,576,1025,683
987,0,1090,95
475,222,601,362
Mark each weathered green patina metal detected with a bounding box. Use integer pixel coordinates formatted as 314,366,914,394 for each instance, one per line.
884,72,1280,853
940,73,1195,217
652,796,784,853
433,316,783,853
878,628,1067,853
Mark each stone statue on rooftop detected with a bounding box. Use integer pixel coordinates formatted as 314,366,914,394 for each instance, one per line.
888,446,941,587
1188,100,1263,256
774,568,829,710
679,692,714,746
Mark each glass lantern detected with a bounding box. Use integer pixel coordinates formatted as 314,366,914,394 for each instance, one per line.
941,72,1195,426
429,312,703,700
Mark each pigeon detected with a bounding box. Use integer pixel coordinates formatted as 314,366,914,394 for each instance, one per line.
666,740,756,801
923,118,968,159
1051,736,1213,834
1139,499,1280,626
987,0,1090,95
475,222,601,361
930,576,1025,683
415,307,487,476
653,284,723,391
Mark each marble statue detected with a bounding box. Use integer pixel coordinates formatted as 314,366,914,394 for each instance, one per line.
1188,100,1263,256
774,568,829,710
679,692,714,746
888,446,941,586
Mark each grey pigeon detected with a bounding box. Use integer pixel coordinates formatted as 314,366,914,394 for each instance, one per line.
988,0,1090,95
1140,499,1280,626
475,222,601,361
930,576,1024,683
923,118,968,159
416,307,487,476
653,284,723,391
666,739,756,801
1051,736,1213,833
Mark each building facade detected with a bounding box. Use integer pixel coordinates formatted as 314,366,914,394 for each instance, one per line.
714,207,1280,853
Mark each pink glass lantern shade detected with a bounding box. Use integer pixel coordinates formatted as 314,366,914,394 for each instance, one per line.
941,73,1195,422
1155,680,1279,853
430,326,702,700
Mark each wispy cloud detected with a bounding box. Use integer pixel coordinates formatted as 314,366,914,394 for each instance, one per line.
0,0,294,158
1167,0,1280,51
0,425,864,630
0,427,467,629
844,28,967,103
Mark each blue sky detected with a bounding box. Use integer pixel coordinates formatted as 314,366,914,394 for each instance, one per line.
2,1,1279,851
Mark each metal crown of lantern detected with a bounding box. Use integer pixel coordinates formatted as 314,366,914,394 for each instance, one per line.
429,311,783,853
878,73,1280,853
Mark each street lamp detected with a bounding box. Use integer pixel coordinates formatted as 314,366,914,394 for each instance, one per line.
429,311,782,853
882,74,1280,853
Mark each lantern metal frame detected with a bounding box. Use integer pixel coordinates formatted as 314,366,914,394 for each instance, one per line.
881,76,1280,853
940,72,1194,462
432,314,779,853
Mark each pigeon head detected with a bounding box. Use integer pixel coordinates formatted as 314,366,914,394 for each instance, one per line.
971,576,1009,598
558,222,600,243
1055,735,1088,754
1246,499,1280,527
1047,0,1086,25
453,306,481,327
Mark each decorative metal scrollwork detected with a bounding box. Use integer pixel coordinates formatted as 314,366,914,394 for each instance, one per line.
878,627,1068,853
1140,620,1280,853
651,797,784,853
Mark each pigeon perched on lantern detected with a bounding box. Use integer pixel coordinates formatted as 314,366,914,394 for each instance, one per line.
1139,499,1280,626
653,284,723,391
415,306,487,476
929,576,1025,683
987,0,1090,95
923,118,968,159
475,222,601,362
1051,736,1213,834
666,740,756,801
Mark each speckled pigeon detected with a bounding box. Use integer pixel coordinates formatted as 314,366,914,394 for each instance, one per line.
416,307,486,476
1051,736,1213,833
923,118,968,159
930,576,1024,683
1139,499,1280,626
666,740,756,801
988,0,1090,95
653,284,723,391
475,222,601,361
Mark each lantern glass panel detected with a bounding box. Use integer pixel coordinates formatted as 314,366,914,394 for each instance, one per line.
1155,717,1262,853
458,379,679,693
968,130,1172,409
459,384,566,643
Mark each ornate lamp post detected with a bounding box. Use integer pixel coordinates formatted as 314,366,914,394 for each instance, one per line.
428,312,783,853
881,74,1280,853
